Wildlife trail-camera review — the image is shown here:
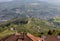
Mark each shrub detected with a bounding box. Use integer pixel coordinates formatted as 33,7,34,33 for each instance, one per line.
48,30,53,35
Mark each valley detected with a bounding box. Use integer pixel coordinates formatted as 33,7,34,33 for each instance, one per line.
0,0,60,41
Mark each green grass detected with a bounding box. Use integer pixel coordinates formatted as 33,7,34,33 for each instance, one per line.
0,18,60,38
0,29,15,39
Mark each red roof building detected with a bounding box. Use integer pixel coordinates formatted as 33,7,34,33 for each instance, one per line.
27,33,44,41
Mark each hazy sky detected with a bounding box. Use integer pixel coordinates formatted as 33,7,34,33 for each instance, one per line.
0,0,12,2
0,0,60,2
39,0,60,2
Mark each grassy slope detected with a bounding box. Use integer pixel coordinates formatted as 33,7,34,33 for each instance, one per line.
0,18,60,38
0,29,15,39
16,18,60,36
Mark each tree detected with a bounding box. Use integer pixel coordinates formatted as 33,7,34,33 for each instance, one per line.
48,30,53,35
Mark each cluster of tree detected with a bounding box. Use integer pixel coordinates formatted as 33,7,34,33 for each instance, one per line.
0,18,60,37
0,18,28,32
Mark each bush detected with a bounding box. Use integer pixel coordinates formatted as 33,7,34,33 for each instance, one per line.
48,30,53,35
58,32,60,35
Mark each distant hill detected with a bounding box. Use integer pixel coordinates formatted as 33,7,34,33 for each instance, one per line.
0,0,60,21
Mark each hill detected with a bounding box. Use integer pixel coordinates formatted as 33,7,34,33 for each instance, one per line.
0,18,60,37
0,0,60,39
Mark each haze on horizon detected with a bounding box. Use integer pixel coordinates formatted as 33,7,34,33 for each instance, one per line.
0,0,13,2
0,0,60,2
39,0,60,2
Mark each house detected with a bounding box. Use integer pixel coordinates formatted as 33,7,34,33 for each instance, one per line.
27,33,44,41
8,27,16,30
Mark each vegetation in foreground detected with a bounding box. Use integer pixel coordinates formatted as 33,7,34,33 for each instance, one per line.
0,18,60,39
0,29,15,39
